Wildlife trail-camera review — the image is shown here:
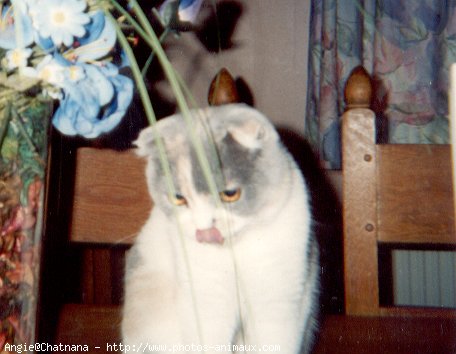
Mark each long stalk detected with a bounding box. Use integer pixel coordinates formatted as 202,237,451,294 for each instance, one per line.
107,2,251,348
141,28,170,77
114,0,222,208
106,5,205,345
130,3,250,348
107,11,177,201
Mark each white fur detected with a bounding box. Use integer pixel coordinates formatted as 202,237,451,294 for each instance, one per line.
122,105,319,354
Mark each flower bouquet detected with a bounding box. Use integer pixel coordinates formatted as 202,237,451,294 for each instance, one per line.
0,0,205,350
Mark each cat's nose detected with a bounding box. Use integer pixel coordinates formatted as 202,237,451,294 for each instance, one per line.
190,198,223,235
193,217,216,231
191,202,215,230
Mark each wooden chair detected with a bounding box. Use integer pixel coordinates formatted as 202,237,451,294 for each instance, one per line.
54,148,149,349
54,67,456,352
312,67,456,353
342,66,456,316
54,68,242,349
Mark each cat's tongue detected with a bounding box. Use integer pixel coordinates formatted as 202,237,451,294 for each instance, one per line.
195,227,224,244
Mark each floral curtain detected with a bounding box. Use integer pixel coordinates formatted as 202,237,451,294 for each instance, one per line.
306,0,456,169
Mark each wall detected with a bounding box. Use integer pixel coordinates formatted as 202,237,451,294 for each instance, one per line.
162,0,311,134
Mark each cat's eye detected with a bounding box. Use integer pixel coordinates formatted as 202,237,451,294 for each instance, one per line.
170,193,187,206
220,188,241,202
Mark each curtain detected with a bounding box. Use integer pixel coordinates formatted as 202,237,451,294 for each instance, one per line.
306,0,456,169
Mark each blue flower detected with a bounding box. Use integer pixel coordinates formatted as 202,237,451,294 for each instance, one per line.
65,11,117,62
174,0,204,23
157,0,204,31
52,63,134,138
0,1,133,139
0,2,34,49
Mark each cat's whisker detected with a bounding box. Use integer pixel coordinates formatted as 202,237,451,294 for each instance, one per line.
111,233,138,246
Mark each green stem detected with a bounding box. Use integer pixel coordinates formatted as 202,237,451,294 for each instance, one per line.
106,11,178,200
0,103,12,152
127,0,222,207
108,4,207,345
100,1,248,347
141,28,170,77
110,0,222,208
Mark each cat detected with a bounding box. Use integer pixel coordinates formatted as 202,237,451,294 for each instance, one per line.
121,103,319,353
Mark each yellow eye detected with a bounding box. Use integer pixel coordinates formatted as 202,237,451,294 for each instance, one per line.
170,193,187,206
220,188,241,203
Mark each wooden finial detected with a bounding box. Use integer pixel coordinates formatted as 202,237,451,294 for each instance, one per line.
344,66,372,110
208,68,240,106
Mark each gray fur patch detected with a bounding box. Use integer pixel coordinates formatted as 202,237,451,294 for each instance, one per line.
139,104,290,217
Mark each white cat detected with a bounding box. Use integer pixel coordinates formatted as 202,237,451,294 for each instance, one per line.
122,104,319,353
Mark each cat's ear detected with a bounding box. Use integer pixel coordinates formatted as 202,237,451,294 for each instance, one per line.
134,126,156,157
225,107,279,149
134,117,183,157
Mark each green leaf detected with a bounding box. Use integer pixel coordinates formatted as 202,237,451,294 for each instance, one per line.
0,73,40,92
1,135,18,161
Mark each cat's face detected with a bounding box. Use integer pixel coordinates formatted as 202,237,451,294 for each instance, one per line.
135,104,290,244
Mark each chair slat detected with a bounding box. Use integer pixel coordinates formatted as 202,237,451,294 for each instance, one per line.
377,144,455,244
71,147,152,244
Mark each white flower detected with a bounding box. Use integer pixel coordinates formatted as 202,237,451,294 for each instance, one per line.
5,48,33,70
30,0,90,47
34,55,66,86
20,55,66,98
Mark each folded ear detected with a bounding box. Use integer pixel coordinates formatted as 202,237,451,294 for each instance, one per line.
227,119,266,149
133,125,155,157
133,116,184,157
222,106,278,150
